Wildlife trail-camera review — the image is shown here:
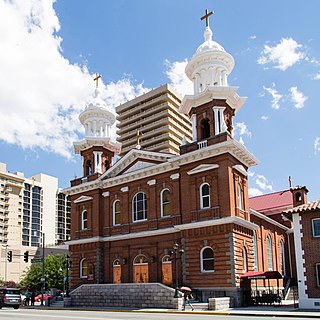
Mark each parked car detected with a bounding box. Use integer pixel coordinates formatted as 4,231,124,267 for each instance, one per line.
0,288,21,309
35,293,52,302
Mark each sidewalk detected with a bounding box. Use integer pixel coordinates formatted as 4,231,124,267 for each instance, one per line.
27,299,320,318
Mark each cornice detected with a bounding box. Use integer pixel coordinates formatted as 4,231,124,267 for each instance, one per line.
180,86,247,116
250,208,290,231
65,216,258,246
64,139,258,196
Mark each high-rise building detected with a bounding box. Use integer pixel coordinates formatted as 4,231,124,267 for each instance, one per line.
0,162,70,283
116,84,193,156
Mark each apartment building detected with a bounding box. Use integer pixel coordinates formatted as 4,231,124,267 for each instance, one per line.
116,84,193,156
0,162,70,283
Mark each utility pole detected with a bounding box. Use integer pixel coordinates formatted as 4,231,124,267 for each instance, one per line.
2,244,8,283
41,233,45,306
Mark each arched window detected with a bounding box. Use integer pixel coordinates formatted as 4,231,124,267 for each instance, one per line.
280,240,286,276
267,235,273,271
132,192,147,222
253,231,258,271
86,160,92,176
200,183,210,209
238,182,243,210
80,258,88,278
242,247,248,273
161,189,170,217
113,200,121,226
81,210,88,230
201,118,210,139
200,247,214,272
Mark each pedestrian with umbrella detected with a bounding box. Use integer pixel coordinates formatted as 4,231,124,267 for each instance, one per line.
180,286,194,311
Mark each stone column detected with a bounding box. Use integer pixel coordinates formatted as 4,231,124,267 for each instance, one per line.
191,114,197,141
213,107,220,135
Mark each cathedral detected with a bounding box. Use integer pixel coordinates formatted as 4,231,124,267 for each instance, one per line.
64,11,292,306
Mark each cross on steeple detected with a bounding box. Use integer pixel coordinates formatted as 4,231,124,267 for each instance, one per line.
94,72,102,88
201,9,214,28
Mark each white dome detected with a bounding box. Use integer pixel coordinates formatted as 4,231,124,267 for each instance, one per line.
79,87,116,138
194,27,225,55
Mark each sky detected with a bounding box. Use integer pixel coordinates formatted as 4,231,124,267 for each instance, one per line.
0,0,319,201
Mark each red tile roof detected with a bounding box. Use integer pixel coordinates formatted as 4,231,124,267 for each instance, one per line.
249,190,293,214
284,200,320,214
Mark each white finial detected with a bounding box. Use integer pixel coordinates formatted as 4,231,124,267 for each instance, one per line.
204,26,213,42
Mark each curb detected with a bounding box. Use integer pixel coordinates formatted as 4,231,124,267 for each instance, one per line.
24,306,320,318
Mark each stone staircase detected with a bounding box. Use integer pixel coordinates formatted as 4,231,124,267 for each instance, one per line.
49,298,65,308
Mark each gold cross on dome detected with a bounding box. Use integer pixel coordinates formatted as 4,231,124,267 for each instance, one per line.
201,9,214,28
93,72,102,88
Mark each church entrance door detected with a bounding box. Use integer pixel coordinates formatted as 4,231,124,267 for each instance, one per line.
133,254,149,283
161,255,173,286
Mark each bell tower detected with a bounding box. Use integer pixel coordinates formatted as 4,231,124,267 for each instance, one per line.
180,10,247,153
73,73,121,177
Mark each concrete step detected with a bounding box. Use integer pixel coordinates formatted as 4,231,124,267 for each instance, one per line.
49,299,64,308
184,302,208,311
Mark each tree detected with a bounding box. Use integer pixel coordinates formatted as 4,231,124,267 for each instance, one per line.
20,254,66,292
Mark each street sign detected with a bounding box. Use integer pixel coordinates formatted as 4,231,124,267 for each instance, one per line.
41,277,45,282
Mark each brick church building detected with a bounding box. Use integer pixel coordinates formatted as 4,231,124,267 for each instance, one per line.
64,12,293,305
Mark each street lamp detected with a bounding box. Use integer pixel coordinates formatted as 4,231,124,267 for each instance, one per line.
171,242,184,298
65,255,70,297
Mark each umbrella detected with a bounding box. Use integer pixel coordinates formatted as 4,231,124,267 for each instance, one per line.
180,286,192,292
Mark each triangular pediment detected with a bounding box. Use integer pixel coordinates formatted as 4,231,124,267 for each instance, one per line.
73,195,93,203
187,163,219,175
99,148,175,180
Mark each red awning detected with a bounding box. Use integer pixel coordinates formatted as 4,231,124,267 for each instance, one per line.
241,271,283,280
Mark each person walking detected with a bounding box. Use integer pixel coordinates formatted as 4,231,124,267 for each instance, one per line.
30,291,36,306
25,290,31,306
182,291,194,311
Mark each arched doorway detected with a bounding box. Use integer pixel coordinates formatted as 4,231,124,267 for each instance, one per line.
113,259,121,284
161,255,172,286
133,254,149,283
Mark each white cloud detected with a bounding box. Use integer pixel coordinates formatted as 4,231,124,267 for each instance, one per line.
248,188,263,197
313,73,320,80
258,38,305,71
234,122,251,146
315,137,320,154
263,83,283,109
289,86,308,109
248,171,273,197
261,115,269,121
249,35,257,40
0,0,148,159
164,59,193,96
255,174,273,192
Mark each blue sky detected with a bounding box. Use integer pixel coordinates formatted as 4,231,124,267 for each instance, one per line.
0,0,319,200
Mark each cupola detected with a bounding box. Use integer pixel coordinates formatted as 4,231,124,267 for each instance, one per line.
73,73,121,178
179,9,247,153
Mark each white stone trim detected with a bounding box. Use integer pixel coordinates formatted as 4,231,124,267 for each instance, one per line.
66,216,258,246
232,165,248,177
102,191,110,197
250,209,290,231
147,179,156,186
292,213,308,301
74,195,93,203
170,173,180,180
187,164,219,175
64,139,258,196
121,186,129,193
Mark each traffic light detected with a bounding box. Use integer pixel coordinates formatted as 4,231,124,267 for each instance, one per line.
23,251,29,263
7,250,12,262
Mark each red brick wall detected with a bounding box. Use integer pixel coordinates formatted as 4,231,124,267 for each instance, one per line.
300,210,320,298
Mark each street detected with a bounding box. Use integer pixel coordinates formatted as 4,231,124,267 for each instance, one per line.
0,308,314,320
